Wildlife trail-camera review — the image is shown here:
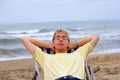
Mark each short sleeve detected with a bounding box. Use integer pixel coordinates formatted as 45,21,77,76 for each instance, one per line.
33,47,45,68
75,43,94,59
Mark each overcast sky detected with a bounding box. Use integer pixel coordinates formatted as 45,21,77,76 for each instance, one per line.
0,0,120,23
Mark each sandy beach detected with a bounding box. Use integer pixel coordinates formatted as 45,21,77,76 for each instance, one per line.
0,53,120,80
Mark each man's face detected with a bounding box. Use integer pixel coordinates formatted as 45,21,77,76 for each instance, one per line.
53,32,70,52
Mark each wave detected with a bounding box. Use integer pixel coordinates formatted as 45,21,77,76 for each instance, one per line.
0,48,31,61
0,30,120,43
0,48,28,58
0,38,21,44
2,20,120,61
1,25,120,41
0,31,54,40
100,32,120,40
1,29,39,34
0,28,54,34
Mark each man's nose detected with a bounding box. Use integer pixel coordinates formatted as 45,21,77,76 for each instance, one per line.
59,37,63,41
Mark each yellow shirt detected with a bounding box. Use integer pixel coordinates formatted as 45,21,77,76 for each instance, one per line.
33,43,93,80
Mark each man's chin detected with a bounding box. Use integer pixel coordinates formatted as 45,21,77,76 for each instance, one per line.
58,47,65,51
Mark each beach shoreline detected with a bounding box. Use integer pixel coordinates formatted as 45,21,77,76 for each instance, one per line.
0,53,120,80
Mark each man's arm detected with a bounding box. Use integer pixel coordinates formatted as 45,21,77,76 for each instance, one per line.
22,36,37,55
28,37,51,49
70,34,99,49
89,34,99,47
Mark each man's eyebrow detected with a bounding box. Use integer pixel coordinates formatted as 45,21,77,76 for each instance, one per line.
55,35,67,37
62,36,67,37
55,35,60,37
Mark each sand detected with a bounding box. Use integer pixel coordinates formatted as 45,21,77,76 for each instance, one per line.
0,53,120,80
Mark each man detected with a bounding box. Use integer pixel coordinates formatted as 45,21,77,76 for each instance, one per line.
22,29,99,80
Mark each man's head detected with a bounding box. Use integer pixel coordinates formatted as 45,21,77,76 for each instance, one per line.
52,29,70,42
52,29,70,53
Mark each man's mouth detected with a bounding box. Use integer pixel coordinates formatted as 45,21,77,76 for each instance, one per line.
58,43,64,46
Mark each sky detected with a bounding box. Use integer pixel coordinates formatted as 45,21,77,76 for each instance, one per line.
0,0,120,23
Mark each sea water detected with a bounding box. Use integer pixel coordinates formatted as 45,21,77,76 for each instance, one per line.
0,19,120,61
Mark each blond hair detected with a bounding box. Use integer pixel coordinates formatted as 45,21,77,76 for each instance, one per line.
52,29,70,42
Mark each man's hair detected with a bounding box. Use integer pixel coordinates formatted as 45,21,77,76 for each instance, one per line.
52,29,70,42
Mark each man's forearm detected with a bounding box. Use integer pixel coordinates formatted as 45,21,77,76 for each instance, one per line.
77,35,93,46
71,34,98,48
22,36,36,54
28,38,51,49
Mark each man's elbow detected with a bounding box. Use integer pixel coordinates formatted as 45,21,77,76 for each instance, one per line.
94,34,99,41
90,34,99,47
21,36,29,44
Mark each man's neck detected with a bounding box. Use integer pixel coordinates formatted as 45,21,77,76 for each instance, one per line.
55,50,67,54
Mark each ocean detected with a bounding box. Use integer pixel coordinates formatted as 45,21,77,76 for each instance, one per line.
0,19,120,61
